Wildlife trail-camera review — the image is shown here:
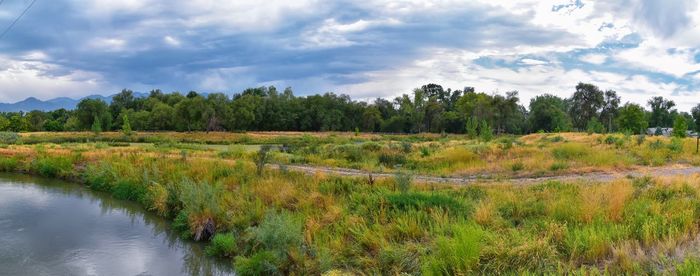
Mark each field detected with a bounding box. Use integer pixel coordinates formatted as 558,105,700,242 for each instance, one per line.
4,131,700,274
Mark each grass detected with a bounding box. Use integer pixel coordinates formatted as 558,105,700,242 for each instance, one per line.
0,131,700,274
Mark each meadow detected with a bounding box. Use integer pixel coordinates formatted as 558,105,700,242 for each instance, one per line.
2,131,700,274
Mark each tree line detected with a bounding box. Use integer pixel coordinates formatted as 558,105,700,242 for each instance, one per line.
1,82,700,135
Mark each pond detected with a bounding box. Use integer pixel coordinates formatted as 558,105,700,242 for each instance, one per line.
0,173,235,276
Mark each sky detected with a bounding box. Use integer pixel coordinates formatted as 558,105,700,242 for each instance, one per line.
0,0,699,111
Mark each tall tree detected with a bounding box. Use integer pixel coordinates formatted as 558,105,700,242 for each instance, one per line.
600,90,620,131
76,98,111,131
616,103,648,134
692,104,700,153
569,82,604,130
529,94,572,132
647,96,676,128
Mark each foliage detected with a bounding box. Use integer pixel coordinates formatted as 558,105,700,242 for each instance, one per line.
586,117,605,134
0,131,20,144
206,232,237,257
617,103,648,134
672,116,688,138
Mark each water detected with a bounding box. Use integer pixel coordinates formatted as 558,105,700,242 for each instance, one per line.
0,173,235,276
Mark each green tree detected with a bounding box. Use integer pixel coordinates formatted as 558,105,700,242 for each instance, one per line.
569,83,604,130
647,96,676,128
122,114,132,136
616,103,648,134
92,115,102,135
672,116,688,138
361,107,382,132
0,116,10,131
479,120,493,142
691,104,700,153
586,117,605,134
9,115,30,132
76,98,111,131
600,90,620,131
529,94,572,132
465,117,478,139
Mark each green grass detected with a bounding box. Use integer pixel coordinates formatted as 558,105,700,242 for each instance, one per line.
1,133,700,274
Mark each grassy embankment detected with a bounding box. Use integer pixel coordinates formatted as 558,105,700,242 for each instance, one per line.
2,132,700,274
20,131,700,178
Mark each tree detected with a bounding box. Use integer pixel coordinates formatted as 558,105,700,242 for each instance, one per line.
529,94,572,132
361,107,382,132
110,89,136,122
465,117,478,139
122,114,132,136
479,120,493,142
569,82,604,130
92,115,102,135
692,104,700,153
672,116,688,138
600,90,620,131
76,98,111,131
586,117,605,134
647,96,676,128
0,116,10,131
616,103,647,134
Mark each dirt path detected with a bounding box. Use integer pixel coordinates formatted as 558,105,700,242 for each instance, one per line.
272,163,700,185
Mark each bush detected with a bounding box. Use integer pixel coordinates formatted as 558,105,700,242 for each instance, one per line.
206,232,237,257
422,224,486,275
250,212,304,255
378,150,406,168
669,137,683,153
510,162,524,172
0,156,19,172
32,156,74,178
0,132,20,144
234,251,281,276
552,144,588,160
394,171,412,193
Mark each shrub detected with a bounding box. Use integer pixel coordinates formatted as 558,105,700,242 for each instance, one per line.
112,179,147,201
378,150,406,168
604,135,618,145
669,137,683,153
0,132,20,144
394,171,412,193
32,156,73,178
510,162,524,172
421,224,486,275
234,251,281,276
250,212,304,256
550,162,568,171
0,156,19,172
552,144,588,160
206,232,237,257
255,145,272,175
636,134,645,146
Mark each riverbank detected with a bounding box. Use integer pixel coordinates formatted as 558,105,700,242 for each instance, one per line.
2,139,700,274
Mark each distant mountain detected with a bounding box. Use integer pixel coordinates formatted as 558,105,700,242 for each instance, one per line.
0,92,147,112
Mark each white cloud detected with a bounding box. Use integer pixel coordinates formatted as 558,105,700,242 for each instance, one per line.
614,41,700,77
301,18,401,49
163,36,181,47
0,56,110,102
88,38,127,52
579,53,607,65
520,58,549,66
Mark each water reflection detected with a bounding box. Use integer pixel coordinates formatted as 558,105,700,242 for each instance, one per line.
0,173,234,276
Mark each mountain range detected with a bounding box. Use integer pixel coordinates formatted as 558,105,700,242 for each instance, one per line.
0,93,147,112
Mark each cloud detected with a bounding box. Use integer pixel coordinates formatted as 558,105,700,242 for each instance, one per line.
579,53,607,65
0,0,696,111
